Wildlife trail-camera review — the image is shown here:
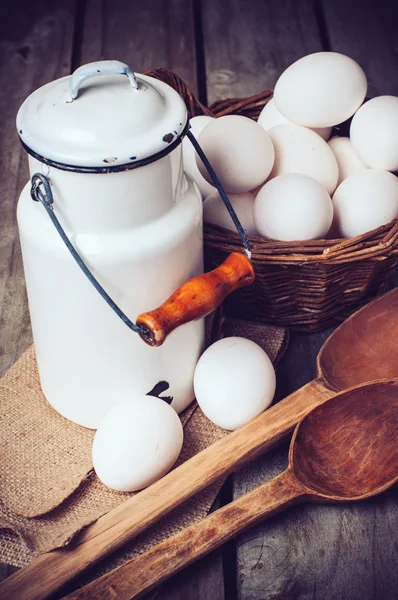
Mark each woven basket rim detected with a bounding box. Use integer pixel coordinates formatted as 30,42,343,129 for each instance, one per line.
204,218,398,264
146,67,398,266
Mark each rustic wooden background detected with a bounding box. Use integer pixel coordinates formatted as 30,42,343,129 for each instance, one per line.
0,1,397,598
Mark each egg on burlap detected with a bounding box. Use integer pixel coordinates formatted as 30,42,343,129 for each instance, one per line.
92,396,183,492
194,337,276,431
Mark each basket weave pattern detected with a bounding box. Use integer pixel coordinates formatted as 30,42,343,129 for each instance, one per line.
147,69,398,330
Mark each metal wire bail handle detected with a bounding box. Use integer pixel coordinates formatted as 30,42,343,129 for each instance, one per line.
186,129,251,259
30,173,148,337
30,133,251,339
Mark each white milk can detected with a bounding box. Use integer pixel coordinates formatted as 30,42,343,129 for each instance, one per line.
16,61,205,429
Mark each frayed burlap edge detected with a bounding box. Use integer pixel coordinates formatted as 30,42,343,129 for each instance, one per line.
0,312,288,570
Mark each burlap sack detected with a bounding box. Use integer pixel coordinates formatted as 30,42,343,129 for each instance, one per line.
0,314,287,570
0,349,94,518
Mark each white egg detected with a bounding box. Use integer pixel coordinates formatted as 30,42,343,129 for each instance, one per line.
182,116,216,198
203,191,258,236
196,115,275,193
350,96,398,172
258,98,290,129
254,173,333,241
332,169,398,238
274,52,367,128
194,337,275,431
268,124,339,195
328,137,367,185
258,98,331,140
92,396,183,492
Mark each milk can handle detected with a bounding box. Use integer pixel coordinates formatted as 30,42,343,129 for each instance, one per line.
30,173,148,337
68,60,139,101
30,133,254,347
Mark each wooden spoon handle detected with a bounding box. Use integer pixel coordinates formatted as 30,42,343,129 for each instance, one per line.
137,252,254,346
0,379,333,600
65,470,305,600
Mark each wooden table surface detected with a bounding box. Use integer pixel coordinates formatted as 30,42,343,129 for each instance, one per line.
1,1,397,599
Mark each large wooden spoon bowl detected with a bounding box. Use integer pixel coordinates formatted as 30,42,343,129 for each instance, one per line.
292,380,398,500
318,288,398,390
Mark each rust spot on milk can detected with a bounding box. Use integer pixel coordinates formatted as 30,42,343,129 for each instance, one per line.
163,133,174,144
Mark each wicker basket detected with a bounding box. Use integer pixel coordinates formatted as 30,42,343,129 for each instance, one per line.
147,68,398,331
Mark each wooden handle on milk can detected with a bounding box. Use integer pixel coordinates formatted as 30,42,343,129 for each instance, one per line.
137,253,255,347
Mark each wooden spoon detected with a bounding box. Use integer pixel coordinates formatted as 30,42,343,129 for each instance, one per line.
66,379,398,599
2,289,398,600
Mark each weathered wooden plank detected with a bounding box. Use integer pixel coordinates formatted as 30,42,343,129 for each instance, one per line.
0,0,76,581
153,503,225,600
72,3,223,600
320,0,398,97
201,0,323,103
234,329,398,600
0,2,219,598
79,0,198,95
0,564,18,580
236,457,398,600
320,0,398,286
200,3,328,598
153,552,225,600
200,2,398,598
0,1,76,378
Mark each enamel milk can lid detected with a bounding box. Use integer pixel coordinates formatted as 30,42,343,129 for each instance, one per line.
16,60,188,172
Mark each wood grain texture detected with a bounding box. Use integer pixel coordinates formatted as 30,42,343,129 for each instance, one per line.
201,0,323,103
0,0,77,584
1,4,398,600
79,0,198,95
318,287,398,391
320,0,398,97
0,2,214,599
65,470,304,600
209,2,398,596
5,289,398,600
235,330,398,600
76,4,220,598
153,556,224,600
0,564,18,580
0,0,76,583
65,380,398,599
59,497,225,600
0,0,75,378
137,253,255,346
152,531,225,600
291,381,398,499
0,377,335,600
